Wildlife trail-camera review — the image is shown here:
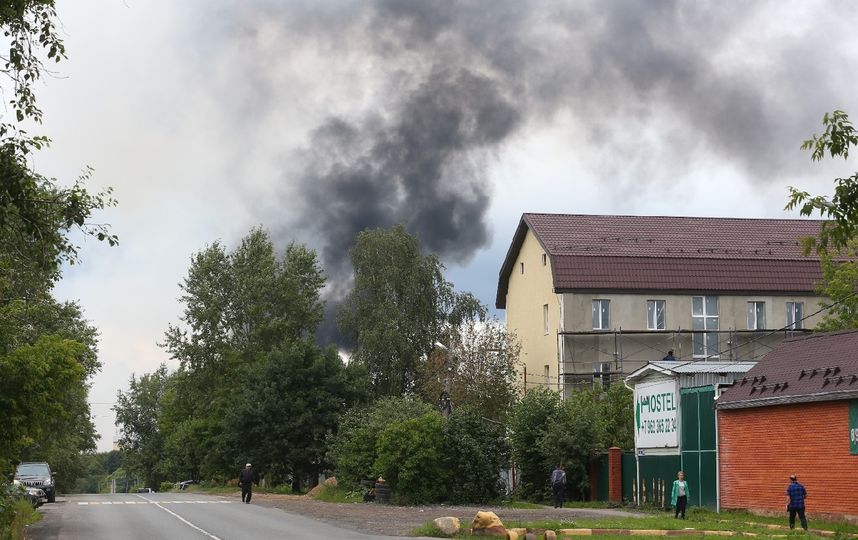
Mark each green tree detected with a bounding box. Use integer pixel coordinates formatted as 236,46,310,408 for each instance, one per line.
0,1,116,518
509,387,560,500
786,110,858,255
814,240,858,330
159,229,328,480
225,340,368,489
339,225,453,396
420,318,521,422
539,387,605,501
442,406,510,504
0,337,87,468
601,383,634,450
113,365,171,489
785,110,858,330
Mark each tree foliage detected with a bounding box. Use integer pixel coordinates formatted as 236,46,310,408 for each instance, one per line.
225,339,368,485
327,397,434,487
814,240,858,330
375,412,448,504
442,406,510,504
339,225,452,396
419,318,521,422
113,365,171,489
785,110,858,330
509,387,560,500
509,384,633,501
0,0,117,507
786,110,858,255
116,229,364,489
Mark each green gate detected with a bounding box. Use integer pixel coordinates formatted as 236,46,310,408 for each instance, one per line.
680,386,717,510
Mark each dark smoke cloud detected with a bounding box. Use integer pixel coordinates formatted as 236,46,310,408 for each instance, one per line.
300,68,519,278
186,0,858,342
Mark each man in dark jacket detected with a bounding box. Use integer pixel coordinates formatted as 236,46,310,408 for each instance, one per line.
239,463,254,504
550,464,567,508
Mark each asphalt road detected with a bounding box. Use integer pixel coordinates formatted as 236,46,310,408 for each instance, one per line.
26,493,426,540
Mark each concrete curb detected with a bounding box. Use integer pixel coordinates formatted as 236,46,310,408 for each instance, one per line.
556,529,789,537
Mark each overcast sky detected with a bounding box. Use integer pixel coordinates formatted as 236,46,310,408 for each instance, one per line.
31,0,858,451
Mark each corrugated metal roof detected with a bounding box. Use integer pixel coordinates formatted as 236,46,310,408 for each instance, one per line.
496,213,826,309
716,330,858,409
650,361,757,374
625,360,756,389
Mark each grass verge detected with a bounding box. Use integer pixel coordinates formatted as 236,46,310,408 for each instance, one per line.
3,499,42,540
410,521,452,537
312,485,363,503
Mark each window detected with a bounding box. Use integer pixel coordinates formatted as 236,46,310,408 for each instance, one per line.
592,299,610,330
787,302,804,330
647,300,666,330
544,364,550,382
692,296,719,358
519,262,524,274
747,301,766,330
543,304,550,335
542,253,547,266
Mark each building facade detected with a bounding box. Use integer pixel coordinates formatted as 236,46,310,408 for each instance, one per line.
496,214,827,393
716,330,858,520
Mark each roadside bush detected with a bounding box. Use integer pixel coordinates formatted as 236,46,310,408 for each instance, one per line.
443,406,509,504
509,388,560,500
0,487,40,540
159,481,174,493
375,412,448,504
328,397,433,486
331,399,511,505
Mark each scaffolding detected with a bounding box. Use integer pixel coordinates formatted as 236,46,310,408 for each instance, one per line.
557,327,811,391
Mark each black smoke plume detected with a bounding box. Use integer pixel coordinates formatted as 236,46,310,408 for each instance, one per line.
189,1,858,343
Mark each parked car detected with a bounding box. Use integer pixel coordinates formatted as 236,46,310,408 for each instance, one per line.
6,481,46,508
137,487,154,493
14,462,55,503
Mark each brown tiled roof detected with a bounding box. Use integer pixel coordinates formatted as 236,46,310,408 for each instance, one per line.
715,330,858,409
496,213,825,308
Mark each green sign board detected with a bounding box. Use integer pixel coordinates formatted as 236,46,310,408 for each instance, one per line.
850,400,858,455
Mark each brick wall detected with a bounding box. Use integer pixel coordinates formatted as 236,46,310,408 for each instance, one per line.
718,400,858,517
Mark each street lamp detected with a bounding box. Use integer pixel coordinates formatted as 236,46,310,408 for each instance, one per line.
434,342,454,417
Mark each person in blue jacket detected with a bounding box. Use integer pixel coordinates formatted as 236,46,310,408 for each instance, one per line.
671,471,690,519
786,474,808,530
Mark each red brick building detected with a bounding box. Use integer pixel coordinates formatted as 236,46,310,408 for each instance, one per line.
716,330,858,520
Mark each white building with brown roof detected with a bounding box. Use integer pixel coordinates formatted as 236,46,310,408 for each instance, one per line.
496,213,828,393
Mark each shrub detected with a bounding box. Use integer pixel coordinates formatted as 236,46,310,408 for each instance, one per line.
374,412,448,504
509,387,560,500
159,481,174,493
443,406,509,504
328,397,433,486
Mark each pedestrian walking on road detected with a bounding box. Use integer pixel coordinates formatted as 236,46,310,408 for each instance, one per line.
786,474,808,530
239,463,254,504
550,464,566,508
671,471,690,519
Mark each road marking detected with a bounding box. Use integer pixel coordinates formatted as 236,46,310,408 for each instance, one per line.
77,500,233,505
134,495,223,540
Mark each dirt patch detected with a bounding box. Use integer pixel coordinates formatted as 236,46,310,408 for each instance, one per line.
241,492,641,537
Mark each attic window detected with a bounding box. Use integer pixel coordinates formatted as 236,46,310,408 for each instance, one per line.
520,262,524,274
542,253,547,266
